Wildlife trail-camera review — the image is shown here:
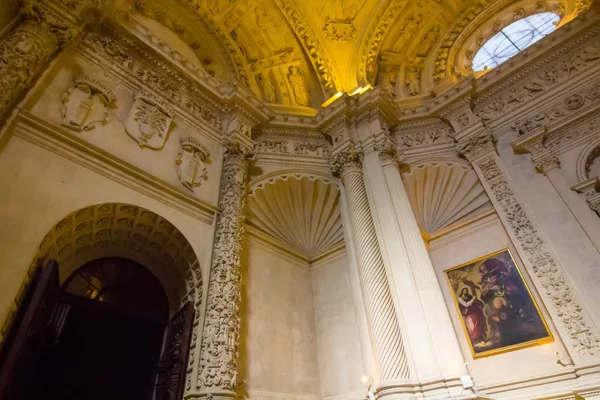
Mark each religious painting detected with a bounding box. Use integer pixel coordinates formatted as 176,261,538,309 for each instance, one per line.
445,248,553,358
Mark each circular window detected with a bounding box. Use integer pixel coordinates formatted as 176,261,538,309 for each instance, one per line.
472,12,560,71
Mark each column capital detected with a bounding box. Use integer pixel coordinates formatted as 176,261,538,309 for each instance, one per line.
534,154,561,175
330,145,363,178
456,129,496,162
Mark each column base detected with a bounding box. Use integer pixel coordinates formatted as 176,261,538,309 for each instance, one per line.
376,378,493,400
185,388,238,400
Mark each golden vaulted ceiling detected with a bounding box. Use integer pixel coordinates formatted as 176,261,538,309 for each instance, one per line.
109,0,584,110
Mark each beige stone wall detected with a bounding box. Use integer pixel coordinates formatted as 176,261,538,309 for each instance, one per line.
0,133,216,335
311,251,366,399
429,214,574,398
25,50,222,206
240,237,320,400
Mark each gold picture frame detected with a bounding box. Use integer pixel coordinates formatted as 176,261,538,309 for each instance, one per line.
444,248,553,358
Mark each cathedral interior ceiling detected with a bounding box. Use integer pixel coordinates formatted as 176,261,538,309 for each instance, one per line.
102,0,585,114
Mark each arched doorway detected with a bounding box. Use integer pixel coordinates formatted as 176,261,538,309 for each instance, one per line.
0,203,203,400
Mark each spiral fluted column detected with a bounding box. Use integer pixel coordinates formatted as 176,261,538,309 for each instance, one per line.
376,139,466,378
331,147,410,383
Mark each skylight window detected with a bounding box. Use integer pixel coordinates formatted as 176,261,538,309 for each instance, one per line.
472,13,560,71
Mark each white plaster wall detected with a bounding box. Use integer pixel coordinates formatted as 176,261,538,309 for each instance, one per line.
311,252,366,399
240,237,320,400
429,215,569,395
24,50,222,207
0,134,216,335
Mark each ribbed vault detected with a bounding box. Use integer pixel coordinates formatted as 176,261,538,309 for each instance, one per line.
402,162,492,233
247,175,344,259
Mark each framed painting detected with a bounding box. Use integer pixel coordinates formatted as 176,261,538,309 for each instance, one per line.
444,248,553,358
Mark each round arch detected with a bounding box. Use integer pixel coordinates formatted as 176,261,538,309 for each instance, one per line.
575,135,600,182
30,203,202,314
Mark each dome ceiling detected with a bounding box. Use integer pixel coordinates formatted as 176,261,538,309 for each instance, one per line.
114,0,586,107
247,175,344,259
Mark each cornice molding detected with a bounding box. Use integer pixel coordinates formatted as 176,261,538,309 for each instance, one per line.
8,110,219,224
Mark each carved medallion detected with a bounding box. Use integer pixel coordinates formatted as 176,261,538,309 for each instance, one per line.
176,137,210,192
61,75,116,132
125,95,174,150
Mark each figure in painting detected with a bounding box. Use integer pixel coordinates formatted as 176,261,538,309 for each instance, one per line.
288,66,310,106
458,287,487,345
416,25,440,57
392,14,422,53
255,7,287,52
445,249,552,357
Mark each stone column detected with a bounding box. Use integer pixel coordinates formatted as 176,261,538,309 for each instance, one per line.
331,145,411,384
375,136,467,381
196,139,253,398
0,0,87,121
535,155,600,253
459,131,600,359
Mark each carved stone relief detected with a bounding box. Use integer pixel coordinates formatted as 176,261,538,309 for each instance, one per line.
61,75,116,132
288,66,310,107
474,154,600,357
476,38,600,123
125,95,175,150
176,137,211,192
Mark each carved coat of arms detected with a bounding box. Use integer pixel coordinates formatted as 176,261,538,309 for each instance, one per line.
61,75,116,132
176,137,210,192
125,95,174,150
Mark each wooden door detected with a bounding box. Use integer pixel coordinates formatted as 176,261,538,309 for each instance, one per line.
153,301,195,400
0,260,62,399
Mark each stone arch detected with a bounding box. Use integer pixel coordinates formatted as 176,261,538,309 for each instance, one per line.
575,135,600,182
2,203,203,345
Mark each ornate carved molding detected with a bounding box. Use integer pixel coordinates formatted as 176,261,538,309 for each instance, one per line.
475,155,600,357
475,35,600,123
330,145,363,177
456,130,496,162
197,139,253,391
176,137,211,192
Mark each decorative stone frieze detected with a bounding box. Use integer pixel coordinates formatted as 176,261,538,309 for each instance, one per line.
475,36,600,123
533,154,561,175
176,137,210,192
196,139,254,394
61,75,116,132
80,33,223,133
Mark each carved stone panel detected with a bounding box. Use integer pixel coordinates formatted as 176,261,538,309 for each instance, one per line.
125,95,175,150
176,137,210,192
61,75,116,132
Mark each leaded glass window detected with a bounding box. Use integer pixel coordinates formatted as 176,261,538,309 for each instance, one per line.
472,13,560,71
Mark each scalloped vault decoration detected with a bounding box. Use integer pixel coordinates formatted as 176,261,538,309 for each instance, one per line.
402,162,492,233
247,175,344,259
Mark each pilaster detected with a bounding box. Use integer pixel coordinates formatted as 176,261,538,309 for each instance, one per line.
457,127,600,363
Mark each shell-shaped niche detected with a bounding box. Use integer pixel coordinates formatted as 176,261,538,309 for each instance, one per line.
402,162,492,233
247,175,344,258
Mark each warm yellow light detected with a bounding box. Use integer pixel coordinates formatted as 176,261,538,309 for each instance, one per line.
321,92,343,108
362,376,368,383
349,85,374,97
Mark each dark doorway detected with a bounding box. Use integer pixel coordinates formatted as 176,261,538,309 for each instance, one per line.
1,258,170,400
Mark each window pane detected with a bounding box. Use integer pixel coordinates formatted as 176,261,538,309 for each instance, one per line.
472,13,560,71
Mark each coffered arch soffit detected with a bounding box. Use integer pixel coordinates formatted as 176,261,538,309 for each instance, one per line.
247,172,344,259
401,159,492,234
33,203,202,312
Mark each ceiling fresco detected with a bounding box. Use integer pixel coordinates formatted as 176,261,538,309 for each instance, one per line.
113,0,586,110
